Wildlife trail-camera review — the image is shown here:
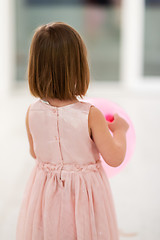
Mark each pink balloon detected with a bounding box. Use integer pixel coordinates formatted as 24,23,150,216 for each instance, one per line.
82,97,136,178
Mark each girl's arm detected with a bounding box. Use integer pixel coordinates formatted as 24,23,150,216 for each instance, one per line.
25,105,36,159
88,106,127,167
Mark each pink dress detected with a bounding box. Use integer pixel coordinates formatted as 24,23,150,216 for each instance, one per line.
16,98,119,240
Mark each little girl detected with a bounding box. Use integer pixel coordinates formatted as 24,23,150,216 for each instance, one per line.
16,22,129,240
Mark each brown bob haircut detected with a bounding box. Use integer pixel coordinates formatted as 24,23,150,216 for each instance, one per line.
27,22,90,100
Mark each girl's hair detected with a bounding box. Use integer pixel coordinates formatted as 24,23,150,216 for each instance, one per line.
27,22,90,100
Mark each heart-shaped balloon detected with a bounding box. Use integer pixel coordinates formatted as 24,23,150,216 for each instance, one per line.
82,97,136,178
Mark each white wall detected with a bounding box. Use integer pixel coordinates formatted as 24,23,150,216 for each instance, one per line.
0,0,16,97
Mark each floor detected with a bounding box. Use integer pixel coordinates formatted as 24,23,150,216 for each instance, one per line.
0,84,160,239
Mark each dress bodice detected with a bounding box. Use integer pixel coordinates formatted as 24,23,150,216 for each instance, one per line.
28,98,101,185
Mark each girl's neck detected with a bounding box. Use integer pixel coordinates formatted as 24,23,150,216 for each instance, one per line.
43,97,79,107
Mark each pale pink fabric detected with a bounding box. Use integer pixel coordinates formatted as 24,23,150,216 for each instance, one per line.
16,98,119,240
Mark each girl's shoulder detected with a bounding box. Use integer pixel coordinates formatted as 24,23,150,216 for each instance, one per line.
78,100,96,111
88,105,104,127
27,99,43,111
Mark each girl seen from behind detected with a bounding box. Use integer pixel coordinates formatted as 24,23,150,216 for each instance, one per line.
16,22,129,240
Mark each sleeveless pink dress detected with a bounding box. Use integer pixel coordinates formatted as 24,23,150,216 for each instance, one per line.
16,98,119,240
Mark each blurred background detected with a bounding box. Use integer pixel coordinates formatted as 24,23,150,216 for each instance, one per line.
0,0,160,239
